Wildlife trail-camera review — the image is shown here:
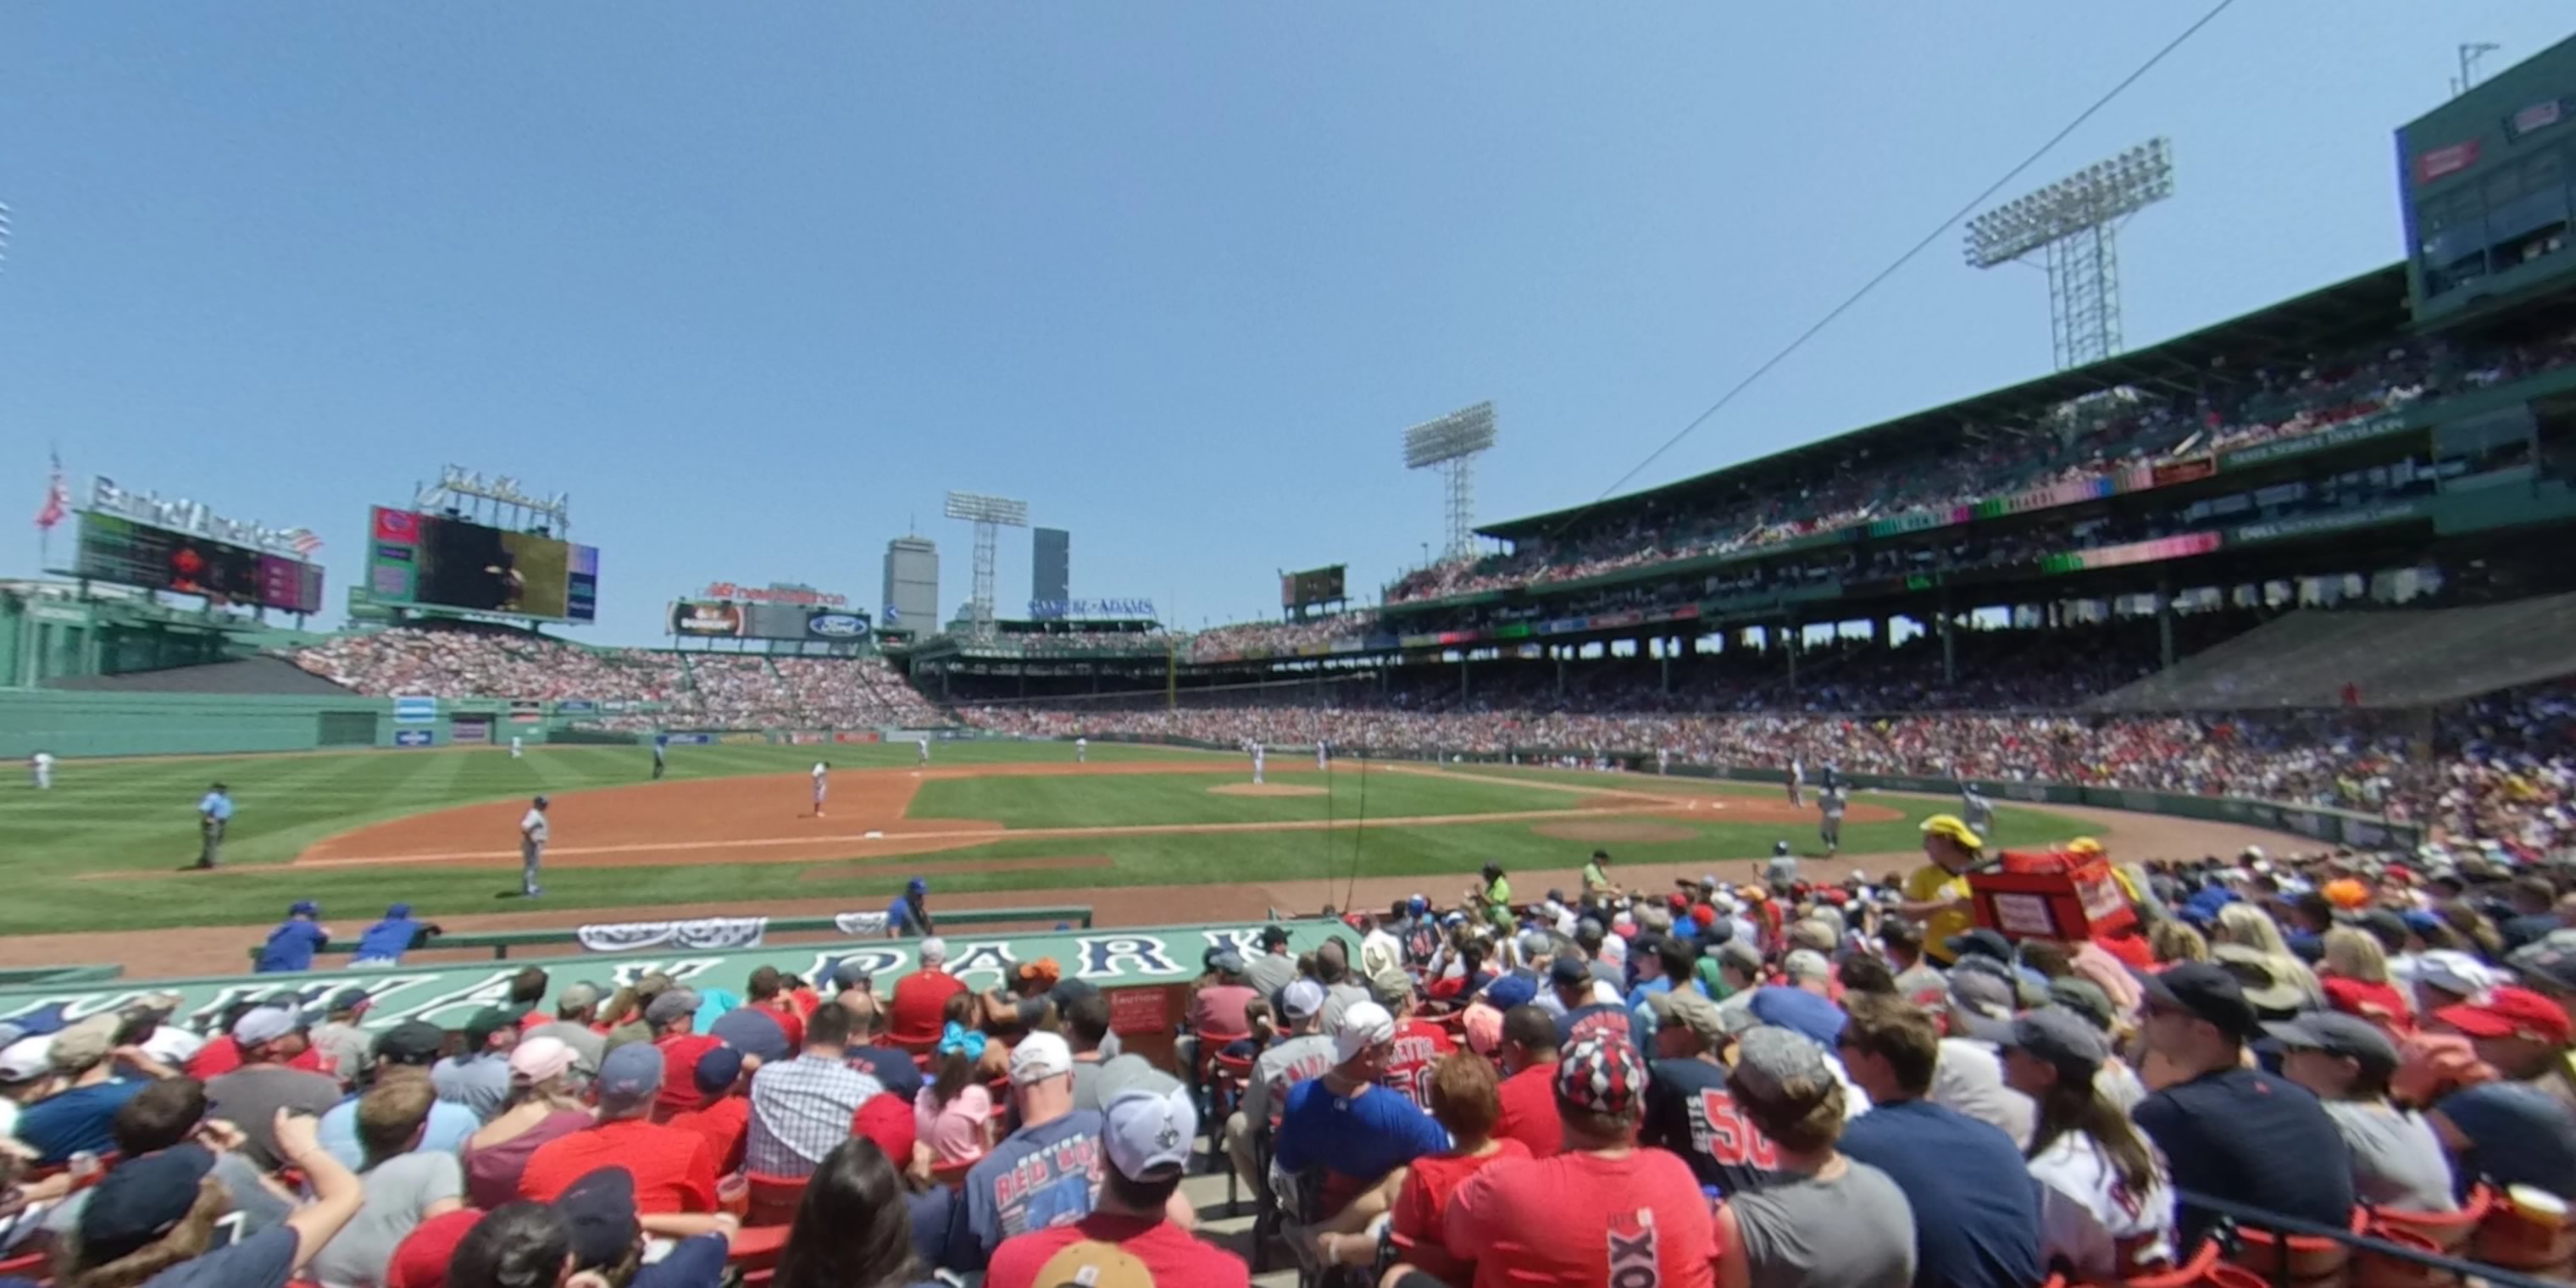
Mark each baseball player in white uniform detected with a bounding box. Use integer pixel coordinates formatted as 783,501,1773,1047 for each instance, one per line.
519,796,550,897
509,735,523,759
1252,742,1266,786
1787,757,1806,808
812,761,830,817
30,751,53,790
1963,782,1996,840
1316,741,1329,772
1075,737,1088,764
917,736,930,765
1656,747,1670,776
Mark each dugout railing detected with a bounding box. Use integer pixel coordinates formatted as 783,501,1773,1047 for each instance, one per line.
246,902,1094,966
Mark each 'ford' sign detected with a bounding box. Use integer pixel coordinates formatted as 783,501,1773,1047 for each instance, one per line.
807,611,871,640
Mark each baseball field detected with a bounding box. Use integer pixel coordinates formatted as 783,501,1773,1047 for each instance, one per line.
1,739,2112,944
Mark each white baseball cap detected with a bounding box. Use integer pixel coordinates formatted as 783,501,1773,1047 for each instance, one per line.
1008,1031,1073,1085
0,1035,51,1082
1102,1084,1197,1181
1333,1001,1396,1064
2416,950,2499,1002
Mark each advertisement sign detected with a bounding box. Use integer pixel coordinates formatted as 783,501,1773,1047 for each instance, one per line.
671,602,747,637
450,717,492,745
661,733,715,746
367,507,599,623
2416,139,2481,184
717,733,764,745
806,610,871,641
833,731,883,744
393,730,435,747
394,696,438,725
697,583,847,607
1027,598,1156,620
557,700,598,715
508,700,543,724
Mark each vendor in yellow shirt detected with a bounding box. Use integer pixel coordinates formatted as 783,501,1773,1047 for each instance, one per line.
1903,813,1988,964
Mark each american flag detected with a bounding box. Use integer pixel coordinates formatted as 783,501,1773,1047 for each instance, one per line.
33,452,66,531
289,528,324,557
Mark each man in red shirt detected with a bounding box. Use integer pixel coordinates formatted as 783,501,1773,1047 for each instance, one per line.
646,988,719,1120
667,1044,754,1174
889,936,967,1049
520,1043,724,1228
1491,1004,1565,1158
983,1082,1250,1288
1446,1035,1721,1287
1376,971,1457,1111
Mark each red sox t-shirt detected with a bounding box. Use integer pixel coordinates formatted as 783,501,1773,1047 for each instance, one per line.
1445,1147,1719,1288
1379,1018,1457,1111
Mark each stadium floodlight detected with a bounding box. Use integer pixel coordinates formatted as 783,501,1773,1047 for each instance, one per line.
1402,402,1498,561
1963,137,2174,370
944,491,1028,639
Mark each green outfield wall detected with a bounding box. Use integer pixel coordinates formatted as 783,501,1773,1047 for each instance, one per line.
0,688,646,758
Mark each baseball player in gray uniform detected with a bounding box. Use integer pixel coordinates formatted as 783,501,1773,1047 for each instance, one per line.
1962,782,1996,840
519,795,550,897
1818,784,1846,857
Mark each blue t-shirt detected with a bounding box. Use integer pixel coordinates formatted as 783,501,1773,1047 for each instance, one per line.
16,1080,147,1163
354,917,427,962
1273,1080,1451,1185
1839,1098,2042,1288
316,1094,479,1170
943,1109,1106,1271
849,1046,924,1102
2132,1066,2354,1250
142,1223,296,1288
631,1232,729,1288
256,920,329,974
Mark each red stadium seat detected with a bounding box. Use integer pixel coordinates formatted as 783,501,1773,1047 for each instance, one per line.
2226,1208,2368,1288
2357,1185,2491,1288
930,1158,974,1191
2473,1190,2576,1280
0,1251,47,1280
745,1172,808,1228
724,1224,790,1288
2068,1238,2222,1288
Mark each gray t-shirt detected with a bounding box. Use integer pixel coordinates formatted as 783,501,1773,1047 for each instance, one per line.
308,1150,464,1288
204,1066,345,1170
2324,1101,2458,1213
1317,982,1374,1040
526,1021,607,1084
1070,1054,1180,1114
1729,1159,1918,1288
1243,952,1299,1002
310,1022,373,1087
430,1053,513,1122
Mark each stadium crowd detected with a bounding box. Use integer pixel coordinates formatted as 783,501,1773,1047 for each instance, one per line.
13,824,2576,1287
1379,326,2576,608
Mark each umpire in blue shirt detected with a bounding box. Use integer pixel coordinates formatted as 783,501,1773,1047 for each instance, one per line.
196,782,234,869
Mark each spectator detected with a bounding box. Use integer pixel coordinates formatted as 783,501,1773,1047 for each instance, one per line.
56,1110,364,1288
1224,980,1335,1190
1643,987,1785,1196
254,902,332,975
836,991,924,1104
558,1165,731,1288
2132,962,2355,1249
1491,1003,1567,1158
319,1022,479,1173
1552,954,1632,1052
598,973,675,1056
350,904,436,969
1900,817,1983,967
941,1033,1106,1274
666,1046,753,1175
1374,971,1457,1113
888,877,935,938
460,1037,594,1209
1446,1035,1723,1286
308,991,375,1088
983,1085,1246,1288
1334,1050,1528,1280
2433,985,2576,1113
1274,1002,1452,1252
1835,993,2042,1288
2429,1080,2576,1199
525,984,608,1085
1714,1027,1918,1288
430,1009,519,1124
518,1045,719,1224
14,1018,147,1166
747,1003,879,1179
307,1079,466,1288
31,1079,297,1250
1999,1008,2175,1281
643,990,719,1121
708,983,795,1069
2265,1011,2457,1212
1243,924,1301,1000
1313,941,1372,1037
769,1139,940,1288
1187,953,1259,1052
916,1011,996,1171
207,1009,344,1173
2319,927,2411,1033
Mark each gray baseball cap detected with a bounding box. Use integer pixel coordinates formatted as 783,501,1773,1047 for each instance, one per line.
2004,1007,2107,1077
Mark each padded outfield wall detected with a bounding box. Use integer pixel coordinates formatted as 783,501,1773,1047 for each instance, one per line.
0,689,641,759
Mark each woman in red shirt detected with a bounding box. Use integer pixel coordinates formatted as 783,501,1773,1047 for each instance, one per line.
1316,1051,1530,1281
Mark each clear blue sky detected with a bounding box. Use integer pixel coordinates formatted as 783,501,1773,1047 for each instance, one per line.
3,5,2567,644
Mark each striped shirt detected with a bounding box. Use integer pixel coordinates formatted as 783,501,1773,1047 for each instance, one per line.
745,1053,881,1177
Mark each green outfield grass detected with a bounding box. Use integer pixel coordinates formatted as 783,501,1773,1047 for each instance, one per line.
0,741,2085,935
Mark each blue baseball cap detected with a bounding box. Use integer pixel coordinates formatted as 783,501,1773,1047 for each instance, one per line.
79,1144,218,1266
693,1043,745,1095
290,901,319,917
1747,986,1846,1049
386,903,413,919
908,876,929,895
1483,974,1538,1013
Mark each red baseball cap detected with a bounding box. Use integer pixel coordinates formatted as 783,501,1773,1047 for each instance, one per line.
2436,985,2573,1046
852,1090,918,1164
387,1208,483,1288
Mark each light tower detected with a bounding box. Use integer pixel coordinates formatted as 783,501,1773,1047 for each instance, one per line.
1964,138,2174,371
1402,401,1497,562
943,490,1027,639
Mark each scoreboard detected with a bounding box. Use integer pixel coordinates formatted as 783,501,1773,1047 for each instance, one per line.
1280,564,1346,609
75,513,325,613
2398,35,2576,321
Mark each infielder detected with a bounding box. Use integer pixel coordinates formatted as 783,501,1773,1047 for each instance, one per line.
519,794,550,897
31,750,53,790
1316,741,1329,772
651,736,666,780
812,761,830,817
1251,741,1266,786
1656,747,1670,776
1786,758,1805,808
1818,784,1846,857
1962,782,1995,840
916,736,930,765
196,782,233,869
1075,737,1088,764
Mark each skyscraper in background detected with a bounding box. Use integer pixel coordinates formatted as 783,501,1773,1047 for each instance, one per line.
882,535,938,632
1032,527,1069,606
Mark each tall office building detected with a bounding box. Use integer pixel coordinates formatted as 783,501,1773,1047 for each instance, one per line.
1032,527,1070,606
881,536,939,632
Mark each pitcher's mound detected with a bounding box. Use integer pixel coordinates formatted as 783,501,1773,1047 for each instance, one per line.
1209,783,1328,797
1531,821,1697,843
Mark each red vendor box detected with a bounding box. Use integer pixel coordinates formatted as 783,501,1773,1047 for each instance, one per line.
1966,848,2137,943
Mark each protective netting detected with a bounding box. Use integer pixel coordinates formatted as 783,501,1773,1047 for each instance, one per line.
2088,592,2576,712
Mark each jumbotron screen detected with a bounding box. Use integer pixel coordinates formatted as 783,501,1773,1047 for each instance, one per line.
75,513,325,613
367,507,598,622
669,600,870,641
1281,564,1346,608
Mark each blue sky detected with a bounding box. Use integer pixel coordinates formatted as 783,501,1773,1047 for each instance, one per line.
3,4,2568,644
